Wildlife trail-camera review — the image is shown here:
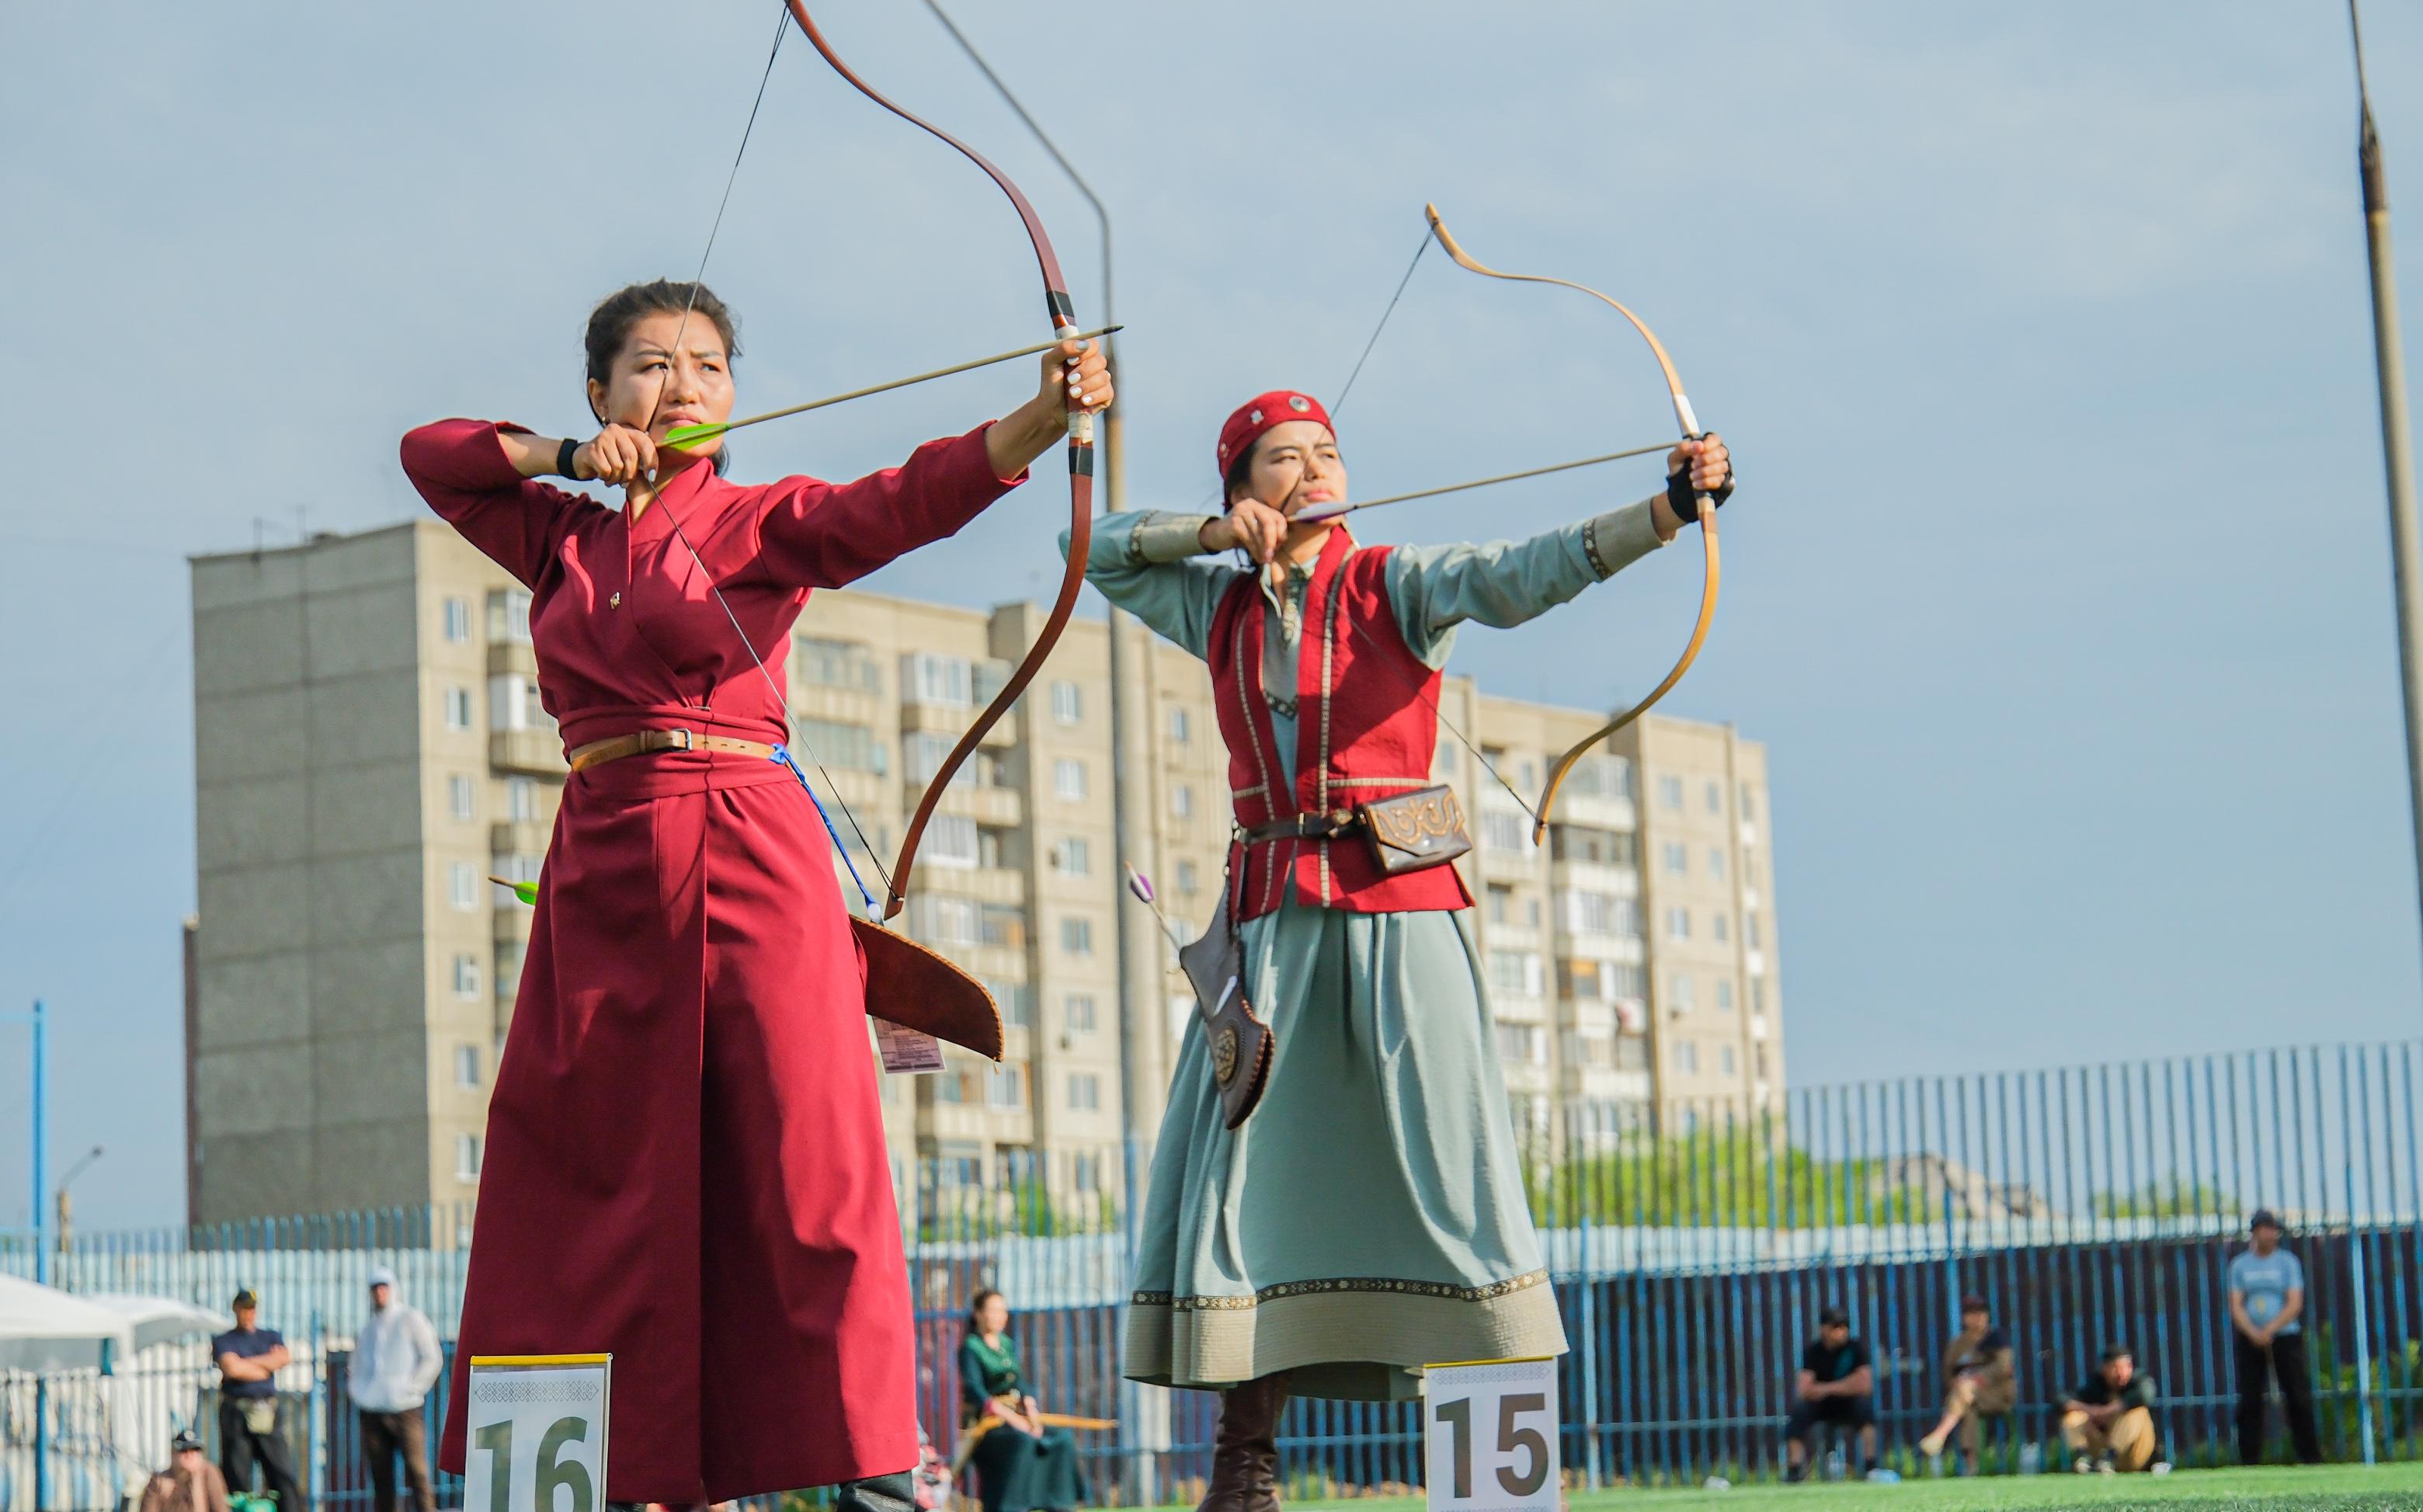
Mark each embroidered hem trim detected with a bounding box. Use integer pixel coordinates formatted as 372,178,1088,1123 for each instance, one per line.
1132,1267,1550,1312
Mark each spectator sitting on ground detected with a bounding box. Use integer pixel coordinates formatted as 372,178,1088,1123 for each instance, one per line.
2060,1343,2166,1474
1917,1293,2015,1472
958,1289,1090,1512
141,1430,231,1512
1783,1306,1881,1482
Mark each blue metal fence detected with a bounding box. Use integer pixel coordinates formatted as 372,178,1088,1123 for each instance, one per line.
8,1041,2423,1507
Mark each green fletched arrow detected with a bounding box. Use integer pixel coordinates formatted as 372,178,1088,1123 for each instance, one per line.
660,325,1120,453
487,874,539,907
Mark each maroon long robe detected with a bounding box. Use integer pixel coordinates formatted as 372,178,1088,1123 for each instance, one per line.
400,419,1022,1501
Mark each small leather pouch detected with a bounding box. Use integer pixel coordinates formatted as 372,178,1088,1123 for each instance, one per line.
1356,784,1472,875
240,1399,278,1435
1179,888,1272,1130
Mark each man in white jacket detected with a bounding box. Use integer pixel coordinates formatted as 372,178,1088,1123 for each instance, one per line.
349,1267,443,1512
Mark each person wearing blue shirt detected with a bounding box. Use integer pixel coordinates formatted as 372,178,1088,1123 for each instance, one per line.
2227,1209,2321,1464
212,1288,304,1510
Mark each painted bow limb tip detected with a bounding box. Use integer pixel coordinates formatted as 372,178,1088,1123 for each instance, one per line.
661,322,1123,452
1417,203,1721,844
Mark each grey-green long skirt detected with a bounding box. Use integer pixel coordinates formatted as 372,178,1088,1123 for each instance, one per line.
1124,903,1568,1401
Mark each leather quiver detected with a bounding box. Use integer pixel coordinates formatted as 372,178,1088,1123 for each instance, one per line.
853,917,1003,1061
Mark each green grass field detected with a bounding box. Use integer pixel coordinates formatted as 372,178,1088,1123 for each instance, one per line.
1284,1463,2423,1511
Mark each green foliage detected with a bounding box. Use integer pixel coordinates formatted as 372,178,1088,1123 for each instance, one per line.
1521,1127,1945,1229
2093,1181,2240,1219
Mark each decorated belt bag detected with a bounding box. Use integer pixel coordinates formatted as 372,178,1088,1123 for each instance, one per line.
1357,784,1472,874
1179,878,1273,1130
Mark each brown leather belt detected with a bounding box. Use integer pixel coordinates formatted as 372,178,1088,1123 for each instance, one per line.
566,728,779,773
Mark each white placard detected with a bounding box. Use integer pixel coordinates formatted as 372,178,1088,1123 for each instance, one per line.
464,1355,610,1512
1425,1357,1559,1512
873,1017,945,1074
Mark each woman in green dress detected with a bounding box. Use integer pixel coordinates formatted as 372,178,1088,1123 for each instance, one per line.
1067,388,1730,1512
958,1291,1090,1512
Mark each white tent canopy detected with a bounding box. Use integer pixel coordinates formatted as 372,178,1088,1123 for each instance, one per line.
78,1295,231,1354
0,1273,134,1372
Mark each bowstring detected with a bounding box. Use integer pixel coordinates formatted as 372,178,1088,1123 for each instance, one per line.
1330,228,1431,418
1340,613,1539,822
634,3,897,913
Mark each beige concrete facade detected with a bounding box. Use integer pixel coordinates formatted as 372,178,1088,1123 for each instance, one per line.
189,521,1782,1221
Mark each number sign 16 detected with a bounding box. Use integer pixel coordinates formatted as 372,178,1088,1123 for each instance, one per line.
1424,1357,1559,1512
464,1355,612,1512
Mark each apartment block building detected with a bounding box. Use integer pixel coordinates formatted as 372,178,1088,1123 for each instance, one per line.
187,520,1781,1221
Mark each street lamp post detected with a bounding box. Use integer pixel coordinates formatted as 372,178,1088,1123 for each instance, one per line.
55,1145,103,1255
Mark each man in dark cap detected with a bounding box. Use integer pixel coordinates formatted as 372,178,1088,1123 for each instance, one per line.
211,1288,304,1510
1783,1305,1880,1481
2228,1208,2322,1463
139,1429,231,1512
1917,1293,2015,1473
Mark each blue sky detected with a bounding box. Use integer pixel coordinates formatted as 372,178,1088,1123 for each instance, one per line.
3,2,2421,1228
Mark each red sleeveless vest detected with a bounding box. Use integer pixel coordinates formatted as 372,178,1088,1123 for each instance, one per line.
1208,526,1475,921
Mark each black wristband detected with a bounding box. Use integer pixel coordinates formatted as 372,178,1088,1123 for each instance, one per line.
1666,454,1735,516
558,437,580,479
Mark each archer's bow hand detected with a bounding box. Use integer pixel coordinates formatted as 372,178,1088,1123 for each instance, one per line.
1667,433,1731,499
1039,338,1113,426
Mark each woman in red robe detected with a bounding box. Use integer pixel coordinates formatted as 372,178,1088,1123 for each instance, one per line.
400,279,1111,1509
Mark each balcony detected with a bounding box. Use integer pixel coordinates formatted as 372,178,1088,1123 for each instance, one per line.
489,821,549,856
791,682,884,728
1750,1013,1768,1041
489,730,566,777
486,641,537,678
1560,793,1637,833
493,906,530,946
929,781,1023,828
901,699,1016,749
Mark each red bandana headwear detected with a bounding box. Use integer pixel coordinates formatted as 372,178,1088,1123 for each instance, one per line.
1215,390,1334,482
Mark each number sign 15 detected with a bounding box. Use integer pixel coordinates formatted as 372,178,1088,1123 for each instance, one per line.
1424,1357,1559,1512
464,1355,612,1512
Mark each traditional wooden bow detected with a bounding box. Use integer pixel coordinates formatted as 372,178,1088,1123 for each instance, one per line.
1419,204,1721,843
780,2,1099,919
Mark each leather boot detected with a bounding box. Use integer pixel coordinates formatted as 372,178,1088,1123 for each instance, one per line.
1200,1374,1288,1512
836,1471,918,1512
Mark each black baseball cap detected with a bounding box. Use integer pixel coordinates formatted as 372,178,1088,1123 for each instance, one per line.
1819,1305,1849,1327
172,1430,204,1454
231,1288,258,1309
2101,1341,2133,1362
2249,1208,2283,1232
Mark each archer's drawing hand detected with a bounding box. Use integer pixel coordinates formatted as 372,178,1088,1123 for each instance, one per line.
1201,497,1288,563
574,424,659,486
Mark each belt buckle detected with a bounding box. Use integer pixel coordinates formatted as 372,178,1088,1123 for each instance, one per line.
668,728,695,752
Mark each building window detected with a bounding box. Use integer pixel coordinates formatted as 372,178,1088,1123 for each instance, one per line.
488,675,544,732
1069,1073,1102,1111
1487,883,1514,924
795,635,880,691
1705,780,1723,815
455,1044,482,1089
1167,706,1190,744
1482,811,1528,853
455,1134,482,1181
1176,859,1199,893
1716,979,1735,1012
1745,912,1762,948
795,718,887,774
1061,916,1094,956
1170,784,1194,819
1657,776,1684,811
488,589,532,644
1712,912,1729,944
506,776,538,822
1434,742,1458,775
1486,951,1543,998
1054,758,1088,801
1669,974,1697,1011
1662,842,1688,877
1051,680,1084,725
448,775,476,822
1065,994,1097,1033
981,978,1035,1027
452,954,482,999
986,1065,1026,1109
902,652,974,707
444,686,474,732
1676,1041,1699,1074
1740,784,1759,822
1495,1023,1544,1065
906,895,980,945
442,596,471,643
1719,1044,1737,1077
1707,847,1726,881
449,861,478,911
1666,906,1690,941
926,814,980,868
1052,836,1091,874
1072,1152,1104,1192
1752,979,1768,1015
1743,850,1761,886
